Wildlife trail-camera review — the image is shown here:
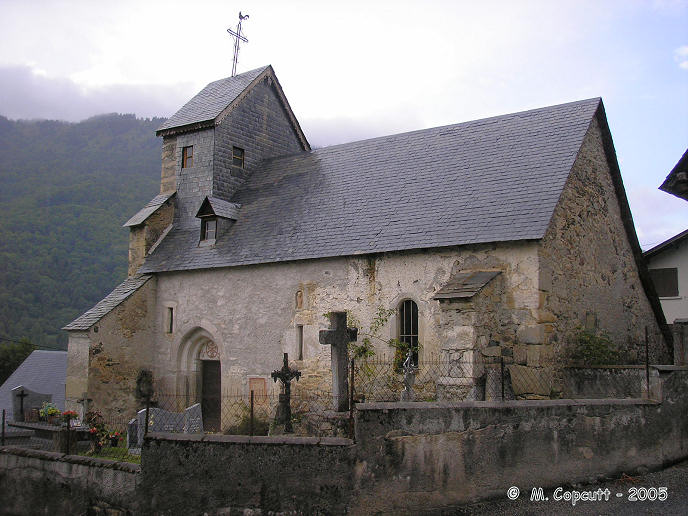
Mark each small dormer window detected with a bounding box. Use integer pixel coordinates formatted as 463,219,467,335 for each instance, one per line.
232,146,244,168
182,146,194,168
201,217,217,241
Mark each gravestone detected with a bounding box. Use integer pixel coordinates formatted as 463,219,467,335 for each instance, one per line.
11,386,52,422
127,418,139,449
183,403,203,433
319,312,358,411
129,404,203,448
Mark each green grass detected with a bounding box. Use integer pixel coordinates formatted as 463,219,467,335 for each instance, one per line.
81,447,141,464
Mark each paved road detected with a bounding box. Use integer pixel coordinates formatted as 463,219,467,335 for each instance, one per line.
447,459,688,515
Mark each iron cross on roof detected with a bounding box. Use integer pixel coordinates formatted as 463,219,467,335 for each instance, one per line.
227,11,249,77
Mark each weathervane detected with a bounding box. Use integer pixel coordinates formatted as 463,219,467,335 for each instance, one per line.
227,11,249,77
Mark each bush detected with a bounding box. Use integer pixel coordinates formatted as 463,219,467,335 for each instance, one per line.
568,330,621,365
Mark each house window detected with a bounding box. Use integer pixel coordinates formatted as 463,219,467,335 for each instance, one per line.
201,217,217,241
297,325,304,360
232,146,244,168
166,307,174,334
649,268,679,297
182,146,193,168
398,299,419,365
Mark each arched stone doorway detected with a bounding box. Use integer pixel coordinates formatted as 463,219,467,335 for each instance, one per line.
176,327,221,432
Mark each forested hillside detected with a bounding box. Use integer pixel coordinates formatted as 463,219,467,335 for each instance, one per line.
0,114,163,349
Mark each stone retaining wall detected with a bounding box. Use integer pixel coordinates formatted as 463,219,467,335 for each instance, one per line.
140,433,355,515
0,448,140,515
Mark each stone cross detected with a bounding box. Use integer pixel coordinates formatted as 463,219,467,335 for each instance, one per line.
76,392,92,422
271,353,301,433
401,351,419,401
319,312,358,412
15,389,28,419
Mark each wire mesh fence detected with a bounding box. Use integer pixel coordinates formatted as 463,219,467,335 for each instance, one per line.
351,355,655,402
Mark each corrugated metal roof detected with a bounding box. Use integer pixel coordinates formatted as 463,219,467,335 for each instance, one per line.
433,270,502,299
123,192,175,227
0,350,67,422
140,98,600,273
157,66,269,133
63,274,152,330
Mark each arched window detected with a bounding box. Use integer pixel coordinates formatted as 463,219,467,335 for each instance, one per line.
398,299,419,365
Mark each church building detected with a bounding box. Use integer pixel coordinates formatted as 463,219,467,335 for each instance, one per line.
63,65,671,417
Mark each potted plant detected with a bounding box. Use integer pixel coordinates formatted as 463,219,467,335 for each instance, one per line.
85,410,106,454
62,410,78,427
39,402,61,425
108,430,121,447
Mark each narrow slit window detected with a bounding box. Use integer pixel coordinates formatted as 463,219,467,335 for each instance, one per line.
297,325,304,360
182,146,193,168
166,307,174,334
232,146,244,168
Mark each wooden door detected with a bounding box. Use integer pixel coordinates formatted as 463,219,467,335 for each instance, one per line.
201,360,221,432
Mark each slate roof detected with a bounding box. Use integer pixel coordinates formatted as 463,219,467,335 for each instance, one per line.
433,271,502,299
659,148,688,202
63,274,152,330
0,350,67,422
198,197,241,220
157,66,269,134
140,98,601,274
643,228,688,259
123,192,175,227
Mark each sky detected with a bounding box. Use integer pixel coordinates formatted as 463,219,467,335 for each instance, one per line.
0,0,686,248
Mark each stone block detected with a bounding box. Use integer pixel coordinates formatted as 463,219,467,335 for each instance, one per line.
507,365,554,396
517,324,545,344
482,346,501,357
514,345,527,365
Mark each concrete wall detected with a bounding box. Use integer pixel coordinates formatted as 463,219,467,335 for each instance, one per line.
65,278,158,418
140,434,354,515
0,447,140,516
646,237,688,324
151,241,540,403
539,117,667,361
352,368,688,514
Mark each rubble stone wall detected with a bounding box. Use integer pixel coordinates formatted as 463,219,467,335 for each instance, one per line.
539,117,666,362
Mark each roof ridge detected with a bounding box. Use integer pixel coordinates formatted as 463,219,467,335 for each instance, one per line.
306,97,602,155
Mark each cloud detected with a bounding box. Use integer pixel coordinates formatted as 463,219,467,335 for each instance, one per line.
627,185,688,249
0,65,194,121
674,45,688,70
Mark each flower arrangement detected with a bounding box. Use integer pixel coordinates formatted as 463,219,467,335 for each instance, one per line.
39,402,60,420
62,410,78,423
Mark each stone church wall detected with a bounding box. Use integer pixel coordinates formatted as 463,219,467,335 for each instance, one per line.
539,117,668,363
151,241,540,404
126,200,174,276
65,278,158,417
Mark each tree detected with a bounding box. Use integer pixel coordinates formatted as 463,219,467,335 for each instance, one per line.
0,338,35,385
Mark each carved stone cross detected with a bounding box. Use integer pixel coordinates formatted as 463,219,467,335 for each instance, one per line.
319,312,358,412
271,353,301,433
15,389,28,418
